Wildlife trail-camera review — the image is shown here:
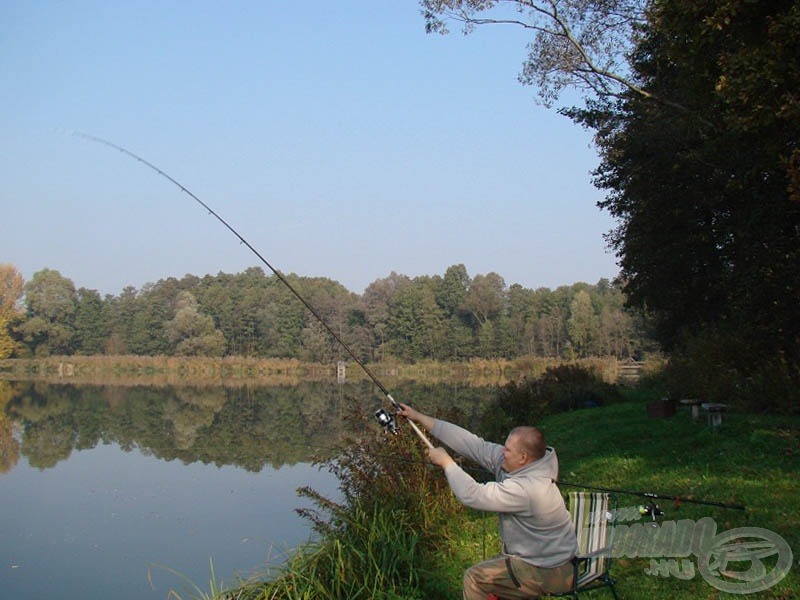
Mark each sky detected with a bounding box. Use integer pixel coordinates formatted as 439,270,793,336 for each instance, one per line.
1,1,619,297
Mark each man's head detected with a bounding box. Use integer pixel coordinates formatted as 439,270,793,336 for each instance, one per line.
500,426,546,473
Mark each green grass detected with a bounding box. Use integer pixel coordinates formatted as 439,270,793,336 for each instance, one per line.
175,396,799,599
538,401,799,598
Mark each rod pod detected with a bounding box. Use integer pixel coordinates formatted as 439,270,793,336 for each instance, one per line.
557,480,746,512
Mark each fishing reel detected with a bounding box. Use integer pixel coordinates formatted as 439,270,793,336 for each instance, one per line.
374,408,399,435
638,501,665,521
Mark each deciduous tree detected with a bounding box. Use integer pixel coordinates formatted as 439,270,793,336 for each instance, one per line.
387,278,445,360
575,0,800,363
462,272,506,326
164,291,226,357
567,289,595,356
0,264,24,358
421,0,649,106
73,288,107,355
19,269,77,356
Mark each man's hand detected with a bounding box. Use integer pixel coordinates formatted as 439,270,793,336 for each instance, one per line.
426,446,455,469
396,403,435,431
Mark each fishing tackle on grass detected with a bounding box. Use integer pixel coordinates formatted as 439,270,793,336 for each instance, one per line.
73,132,432,448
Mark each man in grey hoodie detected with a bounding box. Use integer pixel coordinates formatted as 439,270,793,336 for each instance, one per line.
397,403,577,599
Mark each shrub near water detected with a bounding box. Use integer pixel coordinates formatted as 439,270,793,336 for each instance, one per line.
236,405,464,600
479,364,623,442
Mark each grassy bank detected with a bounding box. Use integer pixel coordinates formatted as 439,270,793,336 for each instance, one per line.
173,391,798,599
539,398,798,598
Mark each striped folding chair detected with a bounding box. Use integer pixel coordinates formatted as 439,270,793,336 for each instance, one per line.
547,491,619,599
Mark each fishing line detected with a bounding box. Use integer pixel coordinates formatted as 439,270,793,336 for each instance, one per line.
72,131,433,448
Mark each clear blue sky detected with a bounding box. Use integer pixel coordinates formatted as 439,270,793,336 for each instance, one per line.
1,1,619,296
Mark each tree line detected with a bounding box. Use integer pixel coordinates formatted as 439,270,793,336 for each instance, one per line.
5,2,796,407
0,263,655,362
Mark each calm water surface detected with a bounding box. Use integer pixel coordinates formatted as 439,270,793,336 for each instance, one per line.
2,444,336,599
0,380,492,598
0,382,349,599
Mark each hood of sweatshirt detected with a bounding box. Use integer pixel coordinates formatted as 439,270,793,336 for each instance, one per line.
497,446,559,481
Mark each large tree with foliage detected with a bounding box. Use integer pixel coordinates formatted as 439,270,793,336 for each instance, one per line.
362,272,411,361
387,276,446,360
164,291,226,356
571,0,800,397
18,269,77,356
72,288,107,355
422,0,649,105
422,0,800,405
0,264,25,358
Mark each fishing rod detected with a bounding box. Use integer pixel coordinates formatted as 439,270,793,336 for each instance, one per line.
72,131,433,449
557,479,746,519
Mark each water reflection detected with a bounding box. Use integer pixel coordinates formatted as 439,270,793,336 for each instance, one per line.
0,380,497,599
1,380,496,475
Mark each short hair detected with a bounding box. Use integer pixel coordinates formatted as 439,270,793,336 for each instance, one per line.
510,426,546,461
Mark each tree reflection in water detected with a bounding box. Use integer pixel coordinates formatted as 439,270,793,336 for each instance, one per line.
0,379,496,600
1,380,495,474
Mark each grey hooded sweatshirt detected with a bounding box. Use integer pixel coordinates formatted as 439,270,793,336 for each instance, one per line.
431,419,577,568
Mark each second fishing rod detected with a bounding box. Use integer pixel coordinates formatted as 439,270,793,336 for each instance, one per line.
75,132,433,449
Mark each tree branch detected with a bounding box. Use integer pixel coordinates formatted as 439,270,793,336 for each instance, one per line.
421,0,709,122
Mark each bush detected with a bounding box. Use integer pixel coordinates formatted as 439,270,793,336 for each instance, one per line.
478,364,623,441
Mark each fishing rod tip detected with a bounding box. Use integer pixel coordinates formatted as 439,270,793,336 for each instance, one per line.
54,127,78,138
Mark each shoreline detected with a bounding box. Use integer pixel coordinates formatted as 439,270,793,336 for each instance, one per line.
0,355,648,387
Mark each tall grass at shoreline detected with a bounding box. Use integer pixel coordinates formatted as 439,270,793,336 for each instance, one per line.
212,404,467,600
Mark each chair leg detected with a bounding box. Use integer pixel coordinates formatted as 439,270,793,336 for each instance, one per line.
606,577,620,600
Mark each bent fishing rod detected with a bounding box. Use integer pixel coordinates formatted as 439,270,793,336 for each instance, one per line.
73,131,433,449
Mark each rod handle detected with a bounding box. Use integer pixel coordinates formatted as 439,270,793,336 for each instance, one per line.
405,418,435,449
386,393,434,449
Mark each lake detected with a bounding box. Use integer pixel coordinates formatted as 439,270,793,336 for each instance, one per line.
0,380,495,598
